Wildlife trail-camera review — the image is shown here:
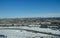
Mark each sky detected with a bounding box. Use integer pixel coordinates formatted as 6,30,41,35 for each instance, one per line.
0,0,60,18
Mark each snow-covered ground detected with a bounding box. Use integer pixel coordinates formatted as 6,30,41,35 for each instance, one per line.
0,29,59,38
0,26,60,38
0,26,60,35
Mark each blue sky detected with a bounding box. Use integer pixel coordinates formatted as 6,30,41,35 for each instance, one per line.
0,0,60,18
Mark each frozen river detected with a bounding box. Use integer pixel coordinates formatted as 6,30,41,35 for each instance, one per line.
0,26,60,38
